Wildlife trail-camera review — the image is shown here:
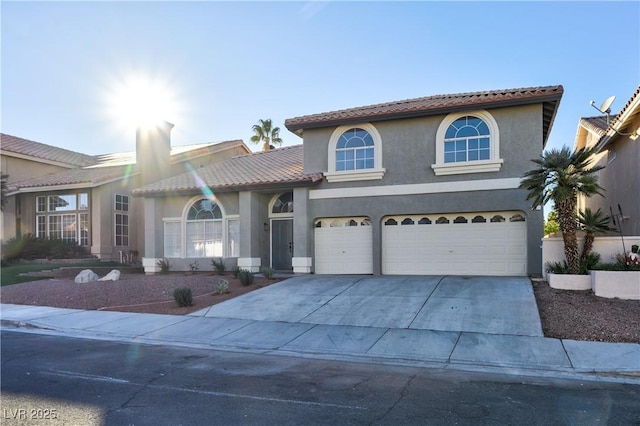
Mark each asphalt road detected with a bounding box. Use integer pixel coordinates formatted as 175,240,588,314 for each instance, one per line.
2,330,639,425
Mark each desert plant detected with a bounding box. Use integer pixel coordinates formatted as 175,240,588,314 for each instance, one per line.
215,279,230,295
520,146,604,274
578,208,614,263
237,269,254,286
189,260,200,272
156,258,171,274
579,251,601,275
545,260,569,274
231,265,241,278
261,266,275,279
173,287,193,307
211,258,226,275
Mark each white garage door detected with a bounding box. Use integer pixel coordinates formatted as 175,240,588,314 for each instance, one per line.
382,212,527,276
315,217,373,274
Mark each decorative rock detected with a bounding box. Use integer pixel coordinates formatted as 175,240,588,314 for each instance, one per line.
98,270,121,282
74,269,99,284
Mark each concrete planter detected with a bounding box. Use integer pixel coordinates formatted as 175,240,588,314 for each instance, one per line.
547,273,591,290
590,270,640,300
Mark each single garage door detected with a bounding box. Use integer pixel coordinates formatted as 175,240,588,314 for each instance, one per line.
314,217,373,274
382,211,527,276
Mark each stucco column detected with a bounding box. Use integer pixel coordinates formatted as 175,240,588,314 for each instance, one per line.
141,197,163,274
292,187,312,273
237,191,262,272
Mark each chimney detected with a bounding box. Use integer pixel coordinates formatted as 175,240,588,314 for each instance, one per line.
136,121,174,185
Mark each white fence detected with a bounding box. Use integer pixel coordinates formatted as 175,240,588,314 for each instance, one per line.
541,235,640,279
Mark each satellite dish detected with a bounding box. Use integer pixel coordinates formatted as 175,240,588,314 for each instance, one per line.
599,95,615,114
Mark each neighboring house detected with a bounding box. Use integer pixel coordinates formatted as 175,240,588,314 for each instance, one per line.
0,124,250,262
573,85,640,236
134,85,563,276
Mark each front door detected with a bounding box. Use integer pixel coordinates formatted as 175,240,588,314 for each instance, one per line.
272,219,293,270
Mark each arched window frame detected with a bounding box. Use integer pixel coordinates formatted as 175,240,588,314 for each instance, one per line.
182,196,227,258
325,123,385,183
432,110,503,176
268,192,294,218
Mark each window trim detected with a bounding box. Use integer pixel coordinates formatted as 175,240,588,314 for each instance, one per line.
114,212,129,247
325,123,385,183
432,110,503,176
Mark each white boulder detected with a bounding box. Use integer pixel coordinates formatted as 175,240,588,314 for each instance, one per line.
98,270,121,282
74,269,99,284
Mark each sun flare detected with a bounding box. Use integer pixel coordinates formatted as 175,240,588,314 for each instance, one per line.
104,72,183,133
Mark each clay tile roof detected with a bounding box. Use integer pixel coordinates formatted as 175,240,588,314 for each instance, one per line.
7,165,136,193
285,85,563,145
7,139,250,193
0,133,96,167
132,145,322,196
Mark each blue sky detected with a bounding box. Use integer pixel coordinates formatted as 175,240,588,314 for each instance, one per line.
2,1,639,156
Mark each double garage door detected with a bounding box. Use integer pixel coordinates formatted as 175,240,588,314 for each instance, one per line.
314,212,527,276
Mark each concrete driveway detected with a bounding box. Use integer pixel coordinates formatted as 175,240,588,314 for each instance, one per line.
196,275,544,337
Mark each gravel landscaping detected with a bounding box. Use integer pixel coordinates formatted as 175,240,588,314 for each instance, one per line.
1,273,638,344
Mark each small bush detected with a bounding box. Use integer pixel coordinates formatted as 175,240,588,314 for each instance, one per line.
216,280,230,295
545,260,568,274
211,258,226,275
231,266,241,278
579,252,601,274
189,260,199,272
261,266,275,279
237,269,254,286
156,258,171,274
173,287,193,307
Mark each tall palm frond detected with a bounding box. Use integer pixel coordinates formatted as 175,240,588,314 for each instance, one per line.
250,119,282,151
578,208,614,263
520,146,604,274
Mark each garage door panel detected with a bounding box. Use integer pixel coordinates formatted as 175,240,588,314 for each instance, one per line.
315,218,373,275
382,212,527,276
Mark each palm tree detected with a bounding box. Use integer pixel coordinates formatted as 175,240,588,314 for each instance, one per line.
578,208,614,263
519,146,604,274
250,119,283,151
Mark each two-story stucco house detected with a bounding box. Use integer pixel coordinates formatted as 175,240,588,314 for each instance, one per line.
574,85,640,236
133,85,563,276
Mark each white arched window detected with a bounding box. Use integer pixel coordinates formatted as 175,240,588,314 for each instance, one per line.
432,110,503,176
325,123,385,182
186,198,223,257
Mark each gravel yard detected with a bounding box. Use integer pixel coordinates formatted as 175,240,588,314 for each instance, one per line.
1,273,638,344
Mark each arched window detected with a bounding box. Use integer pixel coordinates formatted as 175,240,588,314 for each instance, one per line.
432,110,502,175
186,199,223,257
326,123,385,182
444,116,491,163
336,128,375,171
271,192,293,215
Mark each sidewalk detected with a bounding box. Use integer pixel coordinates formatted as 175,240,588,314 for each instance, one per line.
2,301,639,384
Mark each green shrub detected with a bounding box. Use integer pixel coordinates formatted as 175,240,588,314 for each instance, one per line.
211,258,226,275
261,266,275,279
1,234,90,262
579,252,601,274
156,258,171,274
215,279,230,295
546,252,602,275
237,269,254,286
545,260,568,274
173,287,193,307
231,266,241,278
189,260,199,272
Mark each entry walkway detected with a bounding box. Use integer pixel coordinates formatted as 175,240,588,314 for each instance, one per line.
2,276,639,383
